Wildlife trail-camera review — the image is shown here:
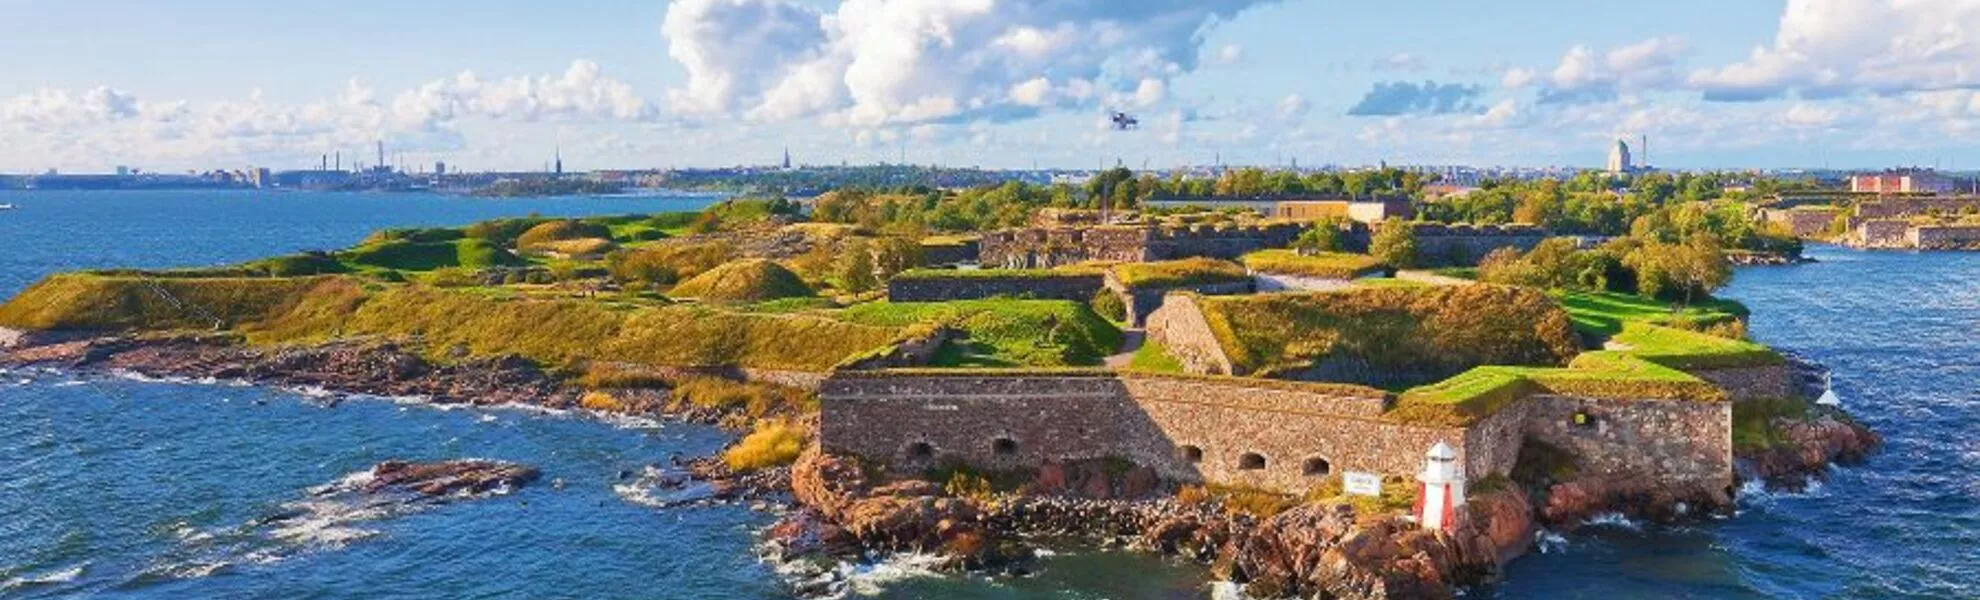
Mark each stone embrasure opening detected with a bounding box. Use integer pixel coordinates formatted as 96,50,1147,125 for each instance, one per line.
908,441,935,459
1238,452,1267,470
1180,445,1204,463
1303,456,1332,476
992,437,1018,455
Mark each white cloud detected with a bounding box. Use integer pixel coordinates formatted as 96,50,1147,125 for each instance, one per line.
1532,36,1687,104
1689,0,1980,101
1782,102,1843,126
0,61,660,171
1277,93,1311,118
1209,44,1245,66
1501,68,1537,89
658,0,1274,126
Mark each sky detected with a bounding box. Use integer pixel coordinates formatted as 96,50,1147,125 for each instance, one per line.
4,0,1980,173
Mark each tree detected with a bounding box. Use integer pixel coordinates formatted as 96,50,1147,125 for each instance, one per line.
837,240,879,293
872,237,924,279
1370,219,1419,269
1292,218,1348,254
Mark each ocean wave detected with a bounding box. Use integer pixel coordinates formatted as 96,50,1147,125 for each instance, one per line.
0,562,87,591
1535,530,1569,554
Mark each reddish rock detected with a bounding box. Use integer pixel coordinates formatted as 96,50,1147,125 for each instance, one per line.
363,459,538,496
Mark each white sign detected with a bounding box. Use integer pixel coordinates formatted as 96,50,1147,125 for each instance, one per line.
1343,471,1383,497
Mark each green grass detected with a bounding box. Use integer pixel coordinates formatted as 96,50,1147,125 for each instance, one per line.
1351,278,1429,289
337,238,523,272
837,298,1124,368
1609,322,1783,369
1126,339,1186,373
1551,289,1747,337
1109,257,1249,289
1391,350,1725,426
1733,396,1813,451
1240,250,1385,279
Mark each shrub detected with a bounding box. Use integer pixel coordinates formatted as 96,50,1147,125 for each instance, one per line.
837,239,879,293
670,376,817,417
1090,289,1127,322
669,259,813,303
1370,219,1419,269
1291,218,1348,253
723,419,809,472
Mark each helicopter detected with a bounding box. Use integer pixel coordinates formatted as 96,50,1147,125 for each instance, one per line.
1109,111,1140,131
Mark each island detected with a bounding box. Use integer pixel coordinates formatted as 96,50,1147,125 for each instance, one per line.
0,172,1878,598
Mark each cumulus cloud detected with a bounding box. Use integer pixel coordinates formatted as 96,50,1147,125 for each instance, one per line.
1689,0,1980,102
1535,36,1687,104
1277,93,1311,118
1346,81,1483,116
658,0,1276,126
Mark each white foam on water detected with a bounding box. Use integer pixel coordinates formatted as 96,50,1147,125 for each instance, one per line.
1535,530,1569,554
0,562,86,590
1583,512,1643,531
1208,581,1248,600
52,380,86,388
839,553,948,597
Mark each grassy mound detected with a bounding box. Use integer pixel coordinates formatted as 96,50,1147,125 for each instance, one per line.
1391,348,1729,427
669,259,813,303
1551,289,1747,336
339,238,522,271
0,274,352,331
1198,284,1580,384
1110,258,1249,289
1608,321,1782,370
244,253,350,277
1242,250,1386,279
0,274,901,372
516,220,613,251
838,298,1123,367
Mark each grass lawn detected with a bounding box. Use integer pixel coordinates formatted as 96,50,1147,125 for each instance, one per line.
837,298,1123,368
1550,289,1747,337
1127,339,1186,373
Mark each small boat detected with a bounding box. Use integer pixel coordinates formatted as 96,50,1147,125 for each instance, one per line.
0,204,14,210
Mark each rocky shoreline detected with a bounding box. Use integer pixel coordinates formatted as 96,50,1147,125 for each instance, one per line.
0,331,1884,599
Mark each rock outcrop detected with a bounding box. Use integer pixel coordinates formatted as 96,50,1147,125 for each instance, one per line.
1738,413,1881,491
363,460,539,497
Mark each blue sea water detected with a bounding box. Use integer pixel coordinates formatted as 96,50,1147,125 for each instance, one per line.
0,192,1974,598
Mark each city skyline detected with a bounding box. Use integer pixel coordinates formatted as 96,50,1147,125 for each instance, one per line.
4,0,1978,173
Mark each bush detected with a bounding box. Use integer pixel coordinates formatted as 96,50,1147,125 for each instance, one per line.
1090,289,1127,322
1291,218,1349,253
723,419,809,472
669,259,813,303
1370,219,1419,269
672,376,817,417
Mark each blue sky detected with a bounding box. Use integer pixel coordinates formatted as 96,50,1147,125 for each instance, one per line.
4,0,1977,173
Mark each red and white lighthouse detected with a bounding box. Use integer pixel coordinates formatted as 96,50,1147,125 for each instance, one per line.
1414,441,1466,532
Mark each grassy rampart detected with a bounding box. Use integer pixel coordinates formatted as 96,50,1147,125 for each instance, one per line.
1241,250,1387,279
837,298,1122,368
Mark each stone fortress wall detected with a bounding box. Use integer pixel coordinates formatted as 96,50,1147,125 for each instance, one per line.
819,370,1735,495
979,223,1304,269
886,273,1106,303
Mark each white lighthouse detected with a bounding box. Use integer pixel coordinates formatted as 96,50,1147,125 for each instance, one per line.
1415,441,1467,532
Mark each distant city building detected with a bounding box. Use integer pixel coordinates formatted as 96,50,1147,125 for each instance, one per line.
1605,139,1633,175
115,166,131,176
435,161,447,176
1850,169,1954,194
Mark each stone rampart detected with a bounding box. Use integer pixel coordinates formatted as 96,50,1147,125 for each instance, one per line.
1690,364,1792,402
1410,223,1549,266
920,240,980,266
1855,197,1980,220
980,223,1305,269
886,273,1105,302
1113,278,1254,327
818,371,1737,494
1143,294,1236,375
1853,220,1912,248
1760,207,1841,238
1520,395,1732,488
1912,225,1980,249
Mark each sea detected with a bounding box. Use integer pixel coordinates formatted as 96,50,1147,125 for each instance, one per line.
0,190,1972,599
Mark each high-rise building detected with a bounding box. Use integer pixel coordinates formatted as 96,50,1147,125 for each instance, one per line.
435,161,447,176
1605,139,1633,175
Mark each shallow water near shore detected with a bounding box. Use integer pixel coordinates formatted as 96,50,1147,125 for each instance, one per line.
1,193,1976,598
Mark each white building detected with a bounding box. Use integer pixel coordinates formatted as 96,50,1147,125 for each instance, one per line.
1605,139,1633,175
